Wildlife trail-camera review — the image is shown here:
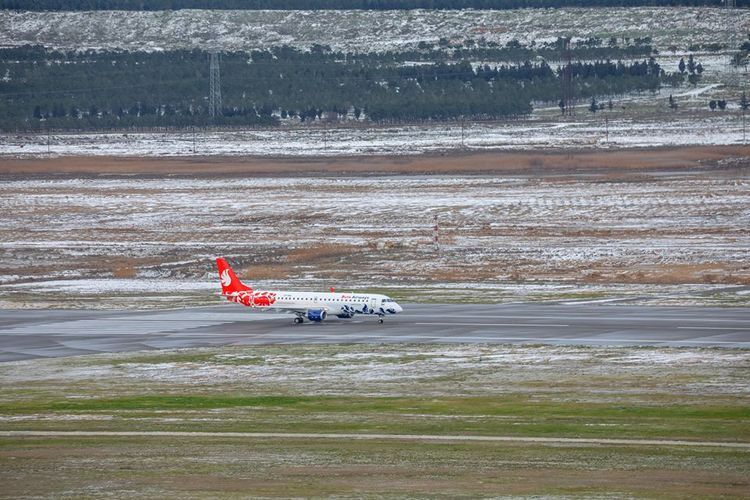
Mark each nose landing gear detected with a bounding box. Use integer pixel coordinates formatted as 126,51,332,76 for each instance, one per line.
378,316,384,324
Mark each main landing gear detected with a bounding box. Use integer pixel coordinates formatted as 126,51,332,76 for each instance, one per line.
378,316,384,324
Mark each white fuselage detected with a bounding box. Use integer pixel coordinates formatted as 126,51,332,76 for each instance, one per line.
248,290,402,318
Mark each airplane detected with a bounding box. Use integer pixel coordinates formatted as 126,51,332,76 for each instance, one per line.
216,257,403,324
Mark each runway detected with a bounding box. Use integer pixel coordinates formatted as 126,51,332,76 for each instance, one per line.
1,302,749,361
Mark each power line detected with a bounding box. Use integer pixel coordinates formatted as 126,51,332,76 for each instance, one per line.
209,51,222,118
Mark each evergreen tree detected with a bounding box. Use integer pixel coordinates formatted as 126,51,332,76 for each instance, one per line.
678,57,686,73
717,99,726,110
589,97,598,113
709,100,717,110
740,92,750,111
0,45,685,131
669,94,678,110
731,52,749,69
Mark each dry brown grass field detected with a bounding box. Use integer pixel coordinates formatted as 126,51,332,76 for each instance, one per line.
0,148,748,308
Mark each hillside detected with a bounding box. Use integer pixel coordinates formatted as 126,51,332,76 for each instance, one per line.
1,7,747,53
2,0,747,11
0,6,747,146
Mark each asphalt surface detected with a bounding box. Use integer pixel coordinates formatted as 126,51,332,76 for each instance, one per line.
1,303,749,362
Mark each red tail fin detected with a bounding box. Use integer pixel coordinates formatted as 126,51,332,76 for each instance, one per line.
216,258,252,295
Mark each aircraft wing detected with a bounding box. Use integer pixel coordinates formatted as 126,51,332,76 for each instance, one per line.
265,305,328,315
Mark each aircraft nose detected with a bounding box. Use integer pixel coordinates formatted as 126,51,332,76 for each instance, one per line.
394,303,403,313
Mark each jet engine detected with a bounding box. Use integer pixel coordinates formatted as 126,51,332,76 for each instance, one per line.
336,304,355,319
306,309,327,322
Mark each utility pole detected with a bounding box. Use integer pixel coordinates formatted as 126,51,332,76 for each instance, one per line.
461,116,466,148
208,51,222,119
605,114,609,143
433,214,440,252
561,37,574,116
741,91,749,144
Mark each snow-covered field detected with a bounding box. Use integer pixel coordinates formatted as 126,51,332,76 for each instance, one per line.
2,113,748,157
3,343,748,399
1,7,747,53
1,174,747,308
1,7,747,156
1,6,747,306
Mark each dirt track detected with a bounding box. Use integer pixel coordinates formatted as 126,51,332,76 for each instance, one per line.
2,145,749,176
3,431,748,449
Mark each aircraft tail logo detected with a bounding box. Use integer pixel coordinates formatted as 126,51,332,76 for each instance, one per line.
216,257,252,295
220,269,232,287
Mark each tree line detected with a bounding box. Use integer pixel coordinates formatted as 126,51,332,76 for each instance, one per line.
346,36,654,64
0,45,679,131
1,0,745,10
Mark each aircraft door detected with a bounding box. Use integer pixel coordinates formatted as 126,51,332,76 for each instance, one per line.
369,298,377,310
